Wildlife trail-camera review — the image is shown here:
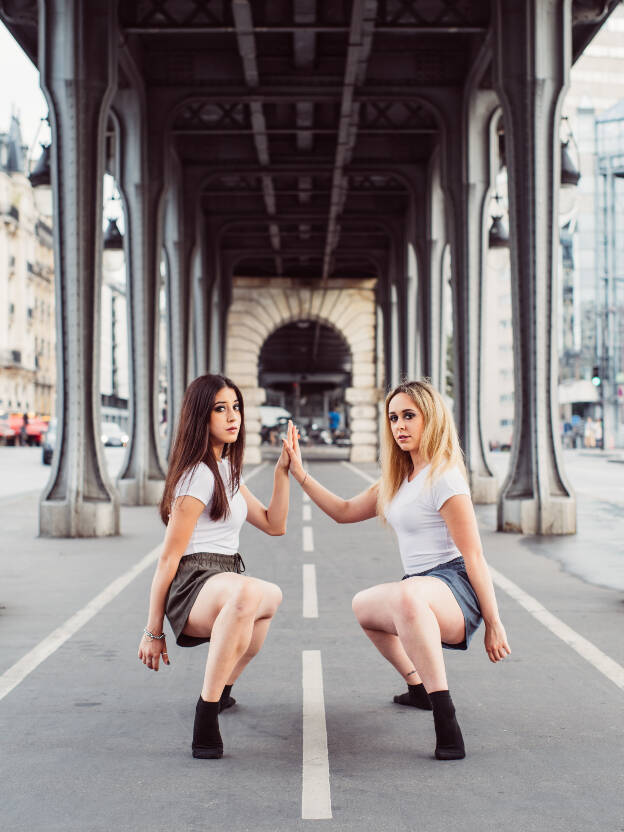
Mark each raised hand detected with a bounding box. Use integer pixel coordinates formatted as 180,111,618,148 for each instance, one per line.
276,420,294,470
283,421,305,482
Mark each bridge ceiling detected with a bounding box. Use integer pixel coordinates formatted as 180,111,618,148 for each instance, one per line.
1,0,620,281
121,0,486,281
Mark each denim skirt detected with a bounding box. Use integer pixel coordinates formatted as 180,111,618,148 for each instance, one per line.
402,555,482,651
165,552,245,647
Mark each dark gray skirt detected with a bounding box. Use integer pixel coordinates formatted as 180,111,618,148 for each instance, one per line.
165,552,245,647
402,555,482,651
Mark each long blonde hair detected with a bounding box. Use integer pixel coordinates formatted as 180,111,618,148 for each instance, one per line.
376,380,467,519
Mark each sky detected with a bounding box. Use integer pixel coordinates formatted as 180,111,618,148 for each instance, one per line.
0,22,48,153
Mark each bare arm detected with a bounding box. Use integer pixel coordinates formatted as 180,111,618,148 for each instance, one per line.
240,468,290,535
439,494,511,663
283,423,378,523
240,421,293,535
138,494,205,670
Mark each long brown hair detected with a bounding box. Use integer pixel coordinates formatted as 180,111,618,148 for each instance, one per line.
159,374,245,525
377,380,467,519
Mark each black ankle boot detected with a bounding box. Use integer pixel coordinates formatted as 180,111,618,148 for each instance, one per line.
393,683,432,710
429,690,465,760
192,697,223,759
219,684,236,712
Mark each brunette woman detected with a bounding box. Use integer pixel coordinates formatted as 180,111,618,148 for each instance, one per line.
138,374,293,759
283,380,510,760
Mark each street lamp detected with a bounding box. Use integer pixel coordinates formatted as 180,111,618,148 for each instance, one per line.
28,143,53,217
560,117,581,189
488,193,509,248
103,217,124,271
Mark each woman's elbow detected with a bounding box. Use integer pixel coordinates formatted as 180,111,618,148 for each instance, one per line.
267,523,287,536
330,500,351,524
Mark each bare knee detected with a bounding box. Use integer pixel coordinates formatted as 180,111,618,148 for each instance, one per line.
396,582,429,623
352,588,376,624
229,582,263,618
262,582,283,617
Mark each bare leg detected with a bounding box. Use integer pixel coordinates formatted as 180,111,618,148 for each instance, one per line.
352,577,464,692
183,574,283,701
353,578,467,759
361,628,424,684
227,615,274,685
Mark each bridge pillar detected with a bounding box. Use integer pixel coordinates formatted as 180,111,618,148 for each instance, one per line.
425,149,447,392
162,160,193,447
493,0,576,534
115,84,166,506
39,0,119,536
440,86,498,505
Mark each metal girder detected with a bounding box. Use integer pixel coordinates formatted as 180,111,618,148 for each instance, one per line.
122,24,487,33
321,0,378,283
231,0,282,275
119,0,488,32
170,88,438,137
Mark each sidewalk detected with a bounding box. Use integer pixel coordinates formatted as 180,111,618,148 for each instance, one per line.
0,461,622,831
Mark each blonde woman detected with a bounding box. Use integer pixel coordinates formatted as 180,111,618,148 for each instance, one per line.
283,380,510,760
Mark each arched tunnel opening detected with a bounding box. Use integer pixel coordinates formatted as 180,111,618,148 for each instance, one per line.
258,319,352,449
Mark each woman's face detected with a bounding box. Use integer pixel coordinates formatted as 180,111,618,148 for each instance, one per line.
388,392,424,453
209,386,242,449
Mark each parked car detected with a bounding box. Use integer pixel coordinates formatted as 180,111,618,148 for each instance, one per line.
42,418,57,464
101,422,129,447
259,405,292,427
7,413,49,445
0,418,17,446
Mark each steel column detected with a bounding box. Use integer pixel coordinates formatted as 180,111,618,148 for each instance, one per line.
493,0,576,533
39,0,119,536
115,90,167,505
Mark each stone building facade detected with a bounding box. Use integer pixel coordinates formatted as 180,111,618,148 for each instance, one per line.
0,116,55,418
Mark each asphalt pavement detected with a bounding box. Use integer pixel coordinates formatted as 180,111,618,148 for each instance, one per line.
0,454,623,831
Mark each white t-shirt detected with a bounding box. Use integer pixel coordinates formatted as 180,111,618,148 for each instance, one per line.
385,464,470,575
173,459,248,556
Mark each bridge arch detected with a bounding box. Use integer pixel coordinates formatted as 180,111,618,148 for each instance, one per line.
225,278,379,463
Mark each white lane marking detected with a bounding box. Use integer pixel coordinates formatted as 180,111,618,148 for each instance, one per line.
344,460,624,693
244,461,267,482
303,503,312,522
303,564,319,618
302,650,332,819
0,545,162,703
490,567,624,691
0,461,268,705
303,491,310,503
303,526,314,552
341,460,377,484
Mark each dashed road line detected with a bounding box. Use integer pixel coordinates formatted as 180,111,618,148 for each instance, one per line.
303,504,312,522
303,525,314,552
303,564,319,618
302,650,332,819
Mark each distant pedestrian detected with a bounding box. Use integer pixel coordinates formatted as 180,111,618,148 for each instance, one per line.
584,417,596,448
328,408,340,437
20,412,29,446
138,374,293,759
283,380,510,760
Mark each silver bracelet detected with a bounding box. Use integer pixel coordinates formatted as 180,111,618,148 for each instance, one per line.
143,628,165,641
300,471,308,487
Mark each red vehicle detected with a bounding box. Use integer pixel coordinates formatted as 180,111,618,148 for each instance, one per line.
0,419,17,445
7,413,49,446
